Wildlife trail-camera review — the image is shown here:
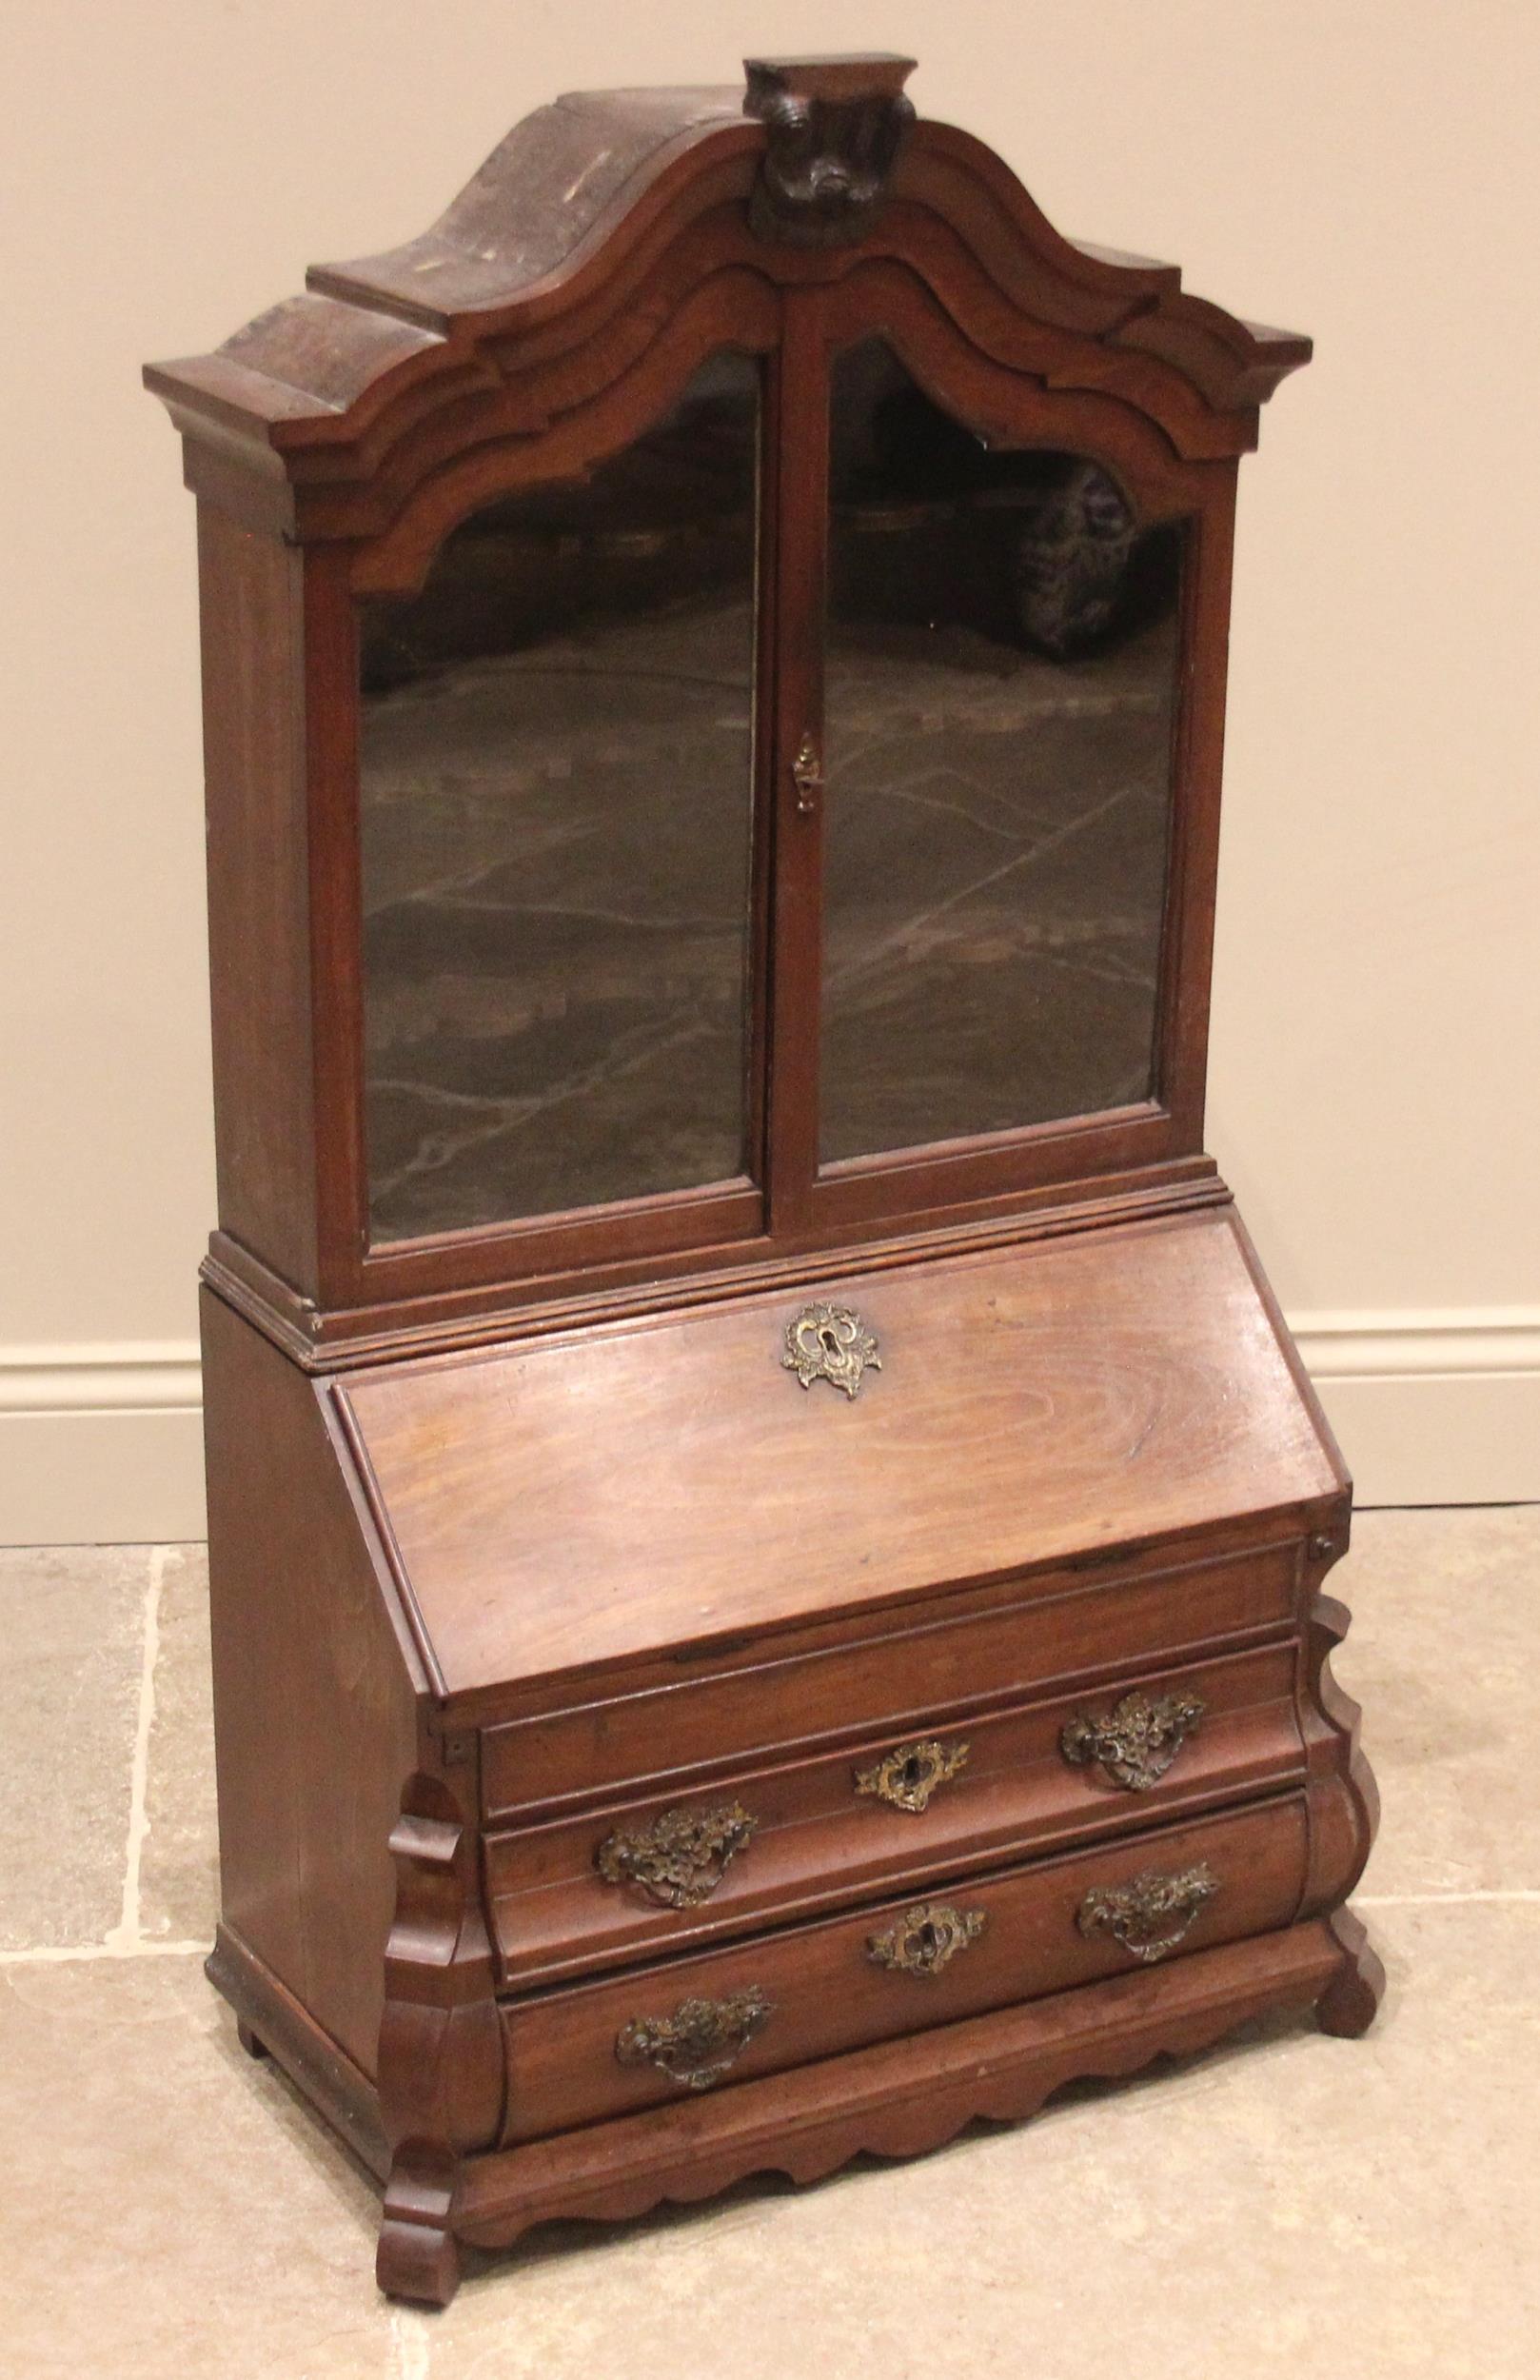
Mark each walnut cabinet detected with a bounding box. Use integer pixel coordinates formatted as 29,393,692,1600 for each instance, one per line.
146,53,1380,2304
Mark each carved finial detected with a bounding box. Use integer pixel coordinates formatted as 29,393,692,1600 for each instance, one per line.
743,53,917,248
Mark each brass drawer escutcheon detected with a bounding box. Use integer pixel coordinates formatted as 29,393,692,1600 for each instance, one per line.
855,1735,970,1814
782,1301,881,1398
1076,1862,1219,1964
867,1900,987,1977
614,1986,773,2092
594,1800,759,1908
1060,1688,1207,1793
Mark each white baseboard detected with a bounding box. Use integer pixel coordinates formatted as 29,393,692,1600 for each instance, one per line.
0,1342,207,1545
1,1310,1536,1543
1289,1307,1540,1508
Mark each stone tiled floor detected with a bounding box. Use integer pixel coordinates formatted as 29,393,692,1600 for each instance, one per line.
1,1512,1537,2377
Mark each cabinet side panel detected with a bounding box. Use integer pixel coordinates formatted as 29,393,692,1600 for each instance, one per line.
196,506,319,1292
201,1285,420,2075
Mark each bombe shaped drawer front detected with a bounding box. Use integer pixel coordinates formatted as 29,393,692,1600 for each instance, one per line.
480,1536,1305,1822
484,1637,1304,1988
497,1794,1311,2143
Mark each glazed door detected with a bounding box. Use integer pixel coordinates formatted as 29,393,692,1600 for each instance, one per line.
760,284,1214,1241
356,347,772,1266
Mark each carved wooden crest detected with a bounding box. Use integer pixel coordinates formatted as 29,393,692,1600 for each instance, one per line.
146,52,1312,555
743,53,916,246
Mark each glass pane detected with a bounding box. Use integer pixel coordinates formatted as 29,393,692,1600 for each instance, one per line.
819,341,1181,1166
359,353,760,1241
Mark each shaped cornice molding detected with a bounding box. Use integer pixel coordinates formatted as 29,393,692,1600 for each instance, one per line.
144,60,1310,539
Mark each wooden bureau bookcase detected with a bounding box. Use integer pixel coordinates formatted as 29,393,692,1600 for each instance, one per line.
146,54,1381,2304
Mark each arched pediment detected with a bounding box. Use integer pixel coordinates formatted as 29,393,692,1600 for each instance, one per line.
146,55,1309,542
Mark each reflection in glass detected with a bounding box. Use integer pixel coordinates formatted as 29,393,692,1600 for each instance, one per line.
819,341,1182,1165
358,353,760,1241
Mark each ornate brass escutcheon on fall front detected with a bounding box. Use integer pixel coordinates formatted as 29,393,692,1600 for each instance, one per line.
855,1735,970,1814
1060,1687,1207,1792
867,1900,987,1977
594,1800,760,1907
782,1301,881,1398
1076,1862,1219,1963
614,1987,774,2091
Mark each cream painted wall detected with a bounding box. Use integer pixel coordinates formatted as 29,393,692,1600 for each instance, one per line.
3,3,1536,1540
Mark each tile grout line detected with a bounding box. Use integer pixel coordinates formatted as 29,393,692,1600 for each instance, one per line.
103,1542,168,1954
2,1541,211,1973
1356,1889,1540,1907
388,2308,433,2380
0,1940,207,1968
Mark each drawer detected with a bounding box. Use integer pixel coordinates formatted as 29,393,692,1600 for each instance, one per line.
498,1793,1310,2143
486,1638,1304,1987
480,1536,1304,1819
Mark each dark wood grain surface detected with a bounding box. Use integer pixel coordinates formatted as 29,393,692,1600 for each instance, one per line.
200,1290,422,2078
195,514,319,1294
499,1794,1310,2140
477,1534,1304,1810
337,1208,1339,1693
484,1638,1303,1987
457,1914,1349,2254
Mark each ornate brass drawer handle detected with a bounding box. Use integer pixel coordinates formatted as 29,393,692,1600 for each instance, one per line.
614,1986,773,2092
1060,1688,1207,1793
1076,1862,1219,1964
868,1900,987,1977
782,1301,880,1398
594,1800,759,1908
856,1735,970,1815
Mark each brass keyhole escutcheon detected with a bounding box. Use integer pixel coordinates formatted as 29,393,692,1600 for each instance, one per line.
855,1735,970,1814
867,1900,987,1977
782,1301,881,1399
